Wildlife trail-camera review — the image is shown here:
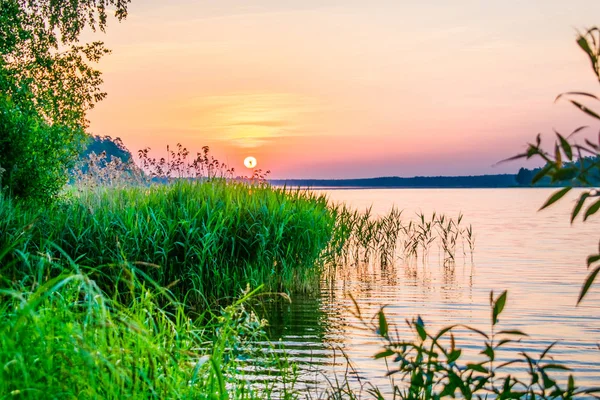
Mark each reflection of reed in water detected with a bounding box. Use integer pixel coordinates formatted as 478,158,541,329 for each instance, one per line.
252,206,478,394
253,291,353,390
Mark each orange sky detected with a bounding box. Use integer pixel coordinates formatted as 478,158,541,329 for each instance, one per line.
86,0,600,178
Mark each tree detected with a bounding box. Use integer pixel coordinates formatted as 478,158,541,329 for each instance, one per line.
515,167,533,186
0,0,131,202
508,27,600,303
81,135,133,164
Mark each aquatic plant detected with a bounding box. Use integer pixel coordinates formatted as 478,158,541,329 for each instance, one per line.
358,291,599,399
326,206,474,269
0,180,335,302
0,253,300,399
0,235,304,400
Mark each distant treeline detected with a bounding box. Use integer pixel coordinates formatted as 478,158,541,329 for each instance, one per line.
270,174,519,188
515,156,600,187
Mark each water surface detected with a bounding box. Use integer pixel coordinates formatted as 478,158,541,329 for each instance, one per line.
262,188,600,394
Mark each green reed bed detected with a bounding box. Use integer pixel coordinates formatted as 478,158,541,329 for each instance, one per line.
0,254,297,399
2,185,598,399
0,180,335,302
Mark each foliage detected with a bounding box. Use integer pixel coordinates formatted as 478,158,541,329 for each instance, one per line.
0,250,297,399
506,27,600,303
0,93,86,202
365,291,599,399
0,180,335,302
0,0,131,203
513,158,600,187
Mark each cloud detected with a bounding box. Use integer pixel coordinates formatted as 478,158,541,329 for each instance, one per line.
176,92,323,147
225,120,289,128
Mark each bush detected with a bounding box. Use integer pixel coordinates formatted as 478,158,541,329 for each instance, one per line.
0,93,86,203
0,0,131,204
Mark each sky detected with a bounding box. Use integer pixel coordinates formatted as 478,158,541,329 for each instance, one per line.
85,0,600,179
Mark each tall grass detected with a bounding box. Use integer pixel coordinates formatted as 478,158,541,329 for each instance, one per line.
0,180,335,302
0,249,298,399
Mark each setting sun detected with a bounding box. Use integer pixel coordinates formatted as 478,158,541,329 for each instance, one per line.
243,156,257,169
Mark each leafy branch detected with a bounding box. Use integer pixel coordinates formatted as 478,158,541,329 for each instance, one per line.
503,27,600,303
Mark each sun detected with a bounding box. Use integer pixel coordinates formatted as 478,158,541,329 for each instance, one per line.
244,156,257,169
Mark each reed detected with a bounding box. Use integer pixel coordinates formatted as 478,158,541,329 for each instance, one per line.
0,180,335,302
326,206,474,269
0,248,298,399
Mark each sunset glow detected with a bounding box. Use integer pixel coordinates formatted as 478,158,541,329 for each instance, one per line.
85,0,600,179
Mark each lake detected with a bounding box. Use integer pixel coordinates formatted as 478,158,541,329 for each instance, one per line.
257,188,600,395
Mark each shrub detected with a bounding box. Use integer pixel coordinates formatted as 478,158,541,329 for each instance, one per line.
0,0,132,204
0,93,86,203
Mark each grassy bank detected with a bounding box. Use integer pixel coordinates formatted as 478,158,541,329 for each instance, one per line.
0,180,335,302
0,256,297,399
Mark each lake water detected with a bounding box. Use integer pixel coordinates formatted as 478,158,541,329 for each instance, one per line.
260,188,600,396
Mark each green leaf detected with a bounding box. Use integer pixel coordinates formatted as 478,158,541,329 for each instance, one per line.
492,290,507,326
497,329,528,337
497,359,521,369
447,349,462,363
587,254,600,267
374,349,394,359
466,363,488,373
539,187,572,211
415,321,427,341
569,100,600,121
541,370,555,389
433,325,456,342
378,308,388,338
554,143,562,167
541,363,571,371
578,266,600,304
556,91,599,102
540,341,557,360
584,198,600,221
576,35,599,80
463,325,490,340
482,344,494,361
497,152,528,164
551,167,577,182
568,124,590,138
439,383,457,397
572,192,590,223
495,338,513,347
